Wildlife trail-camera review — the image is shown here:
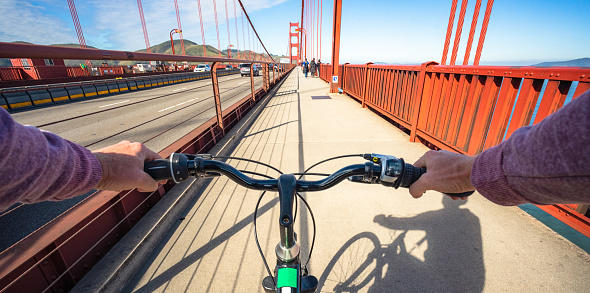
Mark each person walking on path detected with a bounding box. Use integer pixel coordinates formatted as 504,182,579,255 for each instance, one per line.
310,58,317,77
302,58,309,78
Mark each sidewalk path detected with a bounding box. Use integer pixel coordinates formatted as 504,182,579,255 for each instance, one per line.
126,69,590,292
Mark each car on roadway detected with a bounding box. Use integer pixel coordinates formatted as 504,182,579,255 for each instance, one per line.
239,63,259,77
225,65,233,70
194,64,211,72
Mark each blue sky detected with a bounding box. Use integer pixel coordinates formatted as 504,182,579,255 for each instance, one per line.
1,0,588,66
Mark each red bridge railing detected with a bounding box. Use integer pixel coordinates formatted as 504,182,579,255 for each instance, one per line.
319,62,590,237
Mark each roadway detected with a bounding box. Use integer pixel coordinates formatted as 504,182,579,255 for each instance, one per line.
0,73,264,252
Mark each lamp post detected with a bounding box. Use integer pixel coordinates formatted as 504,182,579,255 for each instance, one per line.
226,44,234,58
295,27,307,60
170,29,182,55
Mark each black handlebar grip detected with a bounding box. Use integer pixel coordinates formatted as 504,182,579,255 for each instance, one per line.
402,164,474,197
144,159,173,181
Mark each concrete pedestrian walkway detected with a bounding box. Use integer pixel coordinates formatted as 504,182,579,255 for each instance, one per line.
125,69,589,292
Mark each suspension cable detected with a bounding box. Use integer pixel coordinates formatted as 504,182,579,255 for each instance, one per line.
212,0,222,57
173,0,185,55
197,0,207,57
236,0,276,63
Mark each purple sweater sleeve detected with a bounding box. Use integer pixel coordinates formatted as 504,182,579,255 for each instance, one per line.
471,90,590,206
0,109,102,211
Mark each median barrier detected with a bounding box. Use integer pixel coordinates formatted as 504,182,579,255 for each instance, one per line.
127,80,138,90
94,83,109,96
105,82,119,94
2,91,33,109
117,81,129,92
0,94,8,110
135,79,146,89
48,87,70,102
27,89,53,106
65,85,85,99
81,84,98,97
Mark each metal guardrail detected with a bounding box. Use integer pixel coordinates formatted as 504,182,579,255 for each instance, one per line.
318,62,590,238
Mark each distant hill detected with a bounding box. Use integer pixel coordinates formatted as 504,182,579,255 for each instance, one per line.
532,58,590,67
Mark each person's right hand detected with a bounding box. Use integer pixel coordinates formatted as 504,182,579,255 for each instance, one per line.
409,150,476,200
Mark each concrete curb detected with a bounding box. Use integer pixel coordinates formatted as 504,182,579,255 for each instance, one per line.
71,71,292,293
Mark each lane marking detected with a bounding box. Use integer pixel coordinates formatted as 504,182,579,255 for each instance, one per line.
172,87,187,92
99,100,129,108
158,98,199,112
238,81,248,85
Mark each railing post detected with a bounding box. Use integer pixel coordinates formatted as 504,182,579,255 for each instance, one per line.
250,63,256,101
329,0,343,93
361,62,373,108
211,61,224,135
409,61,438,142
263,63,269,92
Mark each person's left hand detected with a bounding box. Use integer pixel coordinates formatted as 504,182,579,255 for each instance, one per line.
92,141,167,192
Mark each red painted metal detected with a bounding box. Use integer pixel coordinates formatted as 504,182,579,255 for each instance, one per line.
211,62,224,134
474,0,494,65
173,0,185,55
329,0,342,93
212,0,222,58
225,0,232,59
450,0,469,65
289,23,300,63
197,0,207,57
66,0,91,67
233,0,240,57
441,0,458,65
463,0,482,65
136,0,151,53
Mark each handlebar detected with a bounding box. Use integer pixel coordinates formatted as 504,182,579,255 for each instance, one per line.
144,153,474,197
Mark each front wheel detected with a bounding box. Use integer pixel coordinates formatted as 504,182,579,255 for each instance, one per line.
317,232,382,292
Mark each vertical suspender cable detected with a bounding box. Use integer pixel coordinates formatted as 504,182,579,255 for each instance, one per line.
136,0,151,53
441,0,458,65
233,0,240,59
300,0,304,61
241,10,246,59
197,0,207,57
66,0,91,67
212,0,222,57
450,0,469,65
173,0,185,55
318,0,324,61
463,0,482,65
473,0,494,65
311,0,315,60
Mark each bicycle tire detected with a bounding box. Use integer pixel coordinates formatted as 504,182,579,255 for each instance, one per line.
317,232,382,293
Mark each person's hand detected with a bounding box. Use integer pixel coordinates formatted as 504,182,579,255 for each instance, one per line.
92,141,167,192
409,150,476,200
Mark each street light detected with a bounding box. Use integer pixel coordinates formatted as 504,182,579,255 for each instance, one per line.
170,29,182,55
227,44,234,58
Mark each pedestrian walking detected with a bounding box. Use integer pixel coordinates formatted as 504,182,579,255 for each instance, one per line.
302,58,309,78
310,58,317,77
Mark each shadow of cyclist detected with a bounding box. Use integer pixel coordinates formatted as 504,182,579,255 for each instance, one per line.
318,196,484,292
367,196,484,292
